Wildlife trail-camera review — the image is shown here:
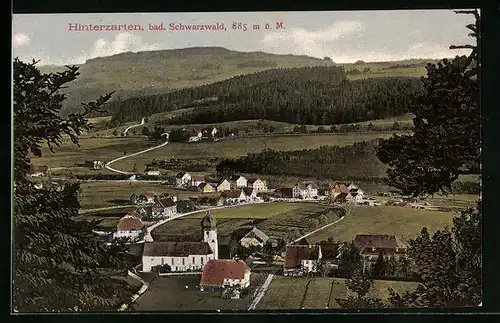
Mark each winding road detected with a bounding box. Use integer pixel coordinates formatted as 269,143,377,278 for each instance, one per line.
122,117,146,135
105,140,169,175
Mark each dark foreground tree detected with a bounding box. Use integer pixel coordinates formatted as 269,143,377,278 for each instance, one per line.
13,58,133,312
376,10,480,196
339,264,385,308
388,202,481,307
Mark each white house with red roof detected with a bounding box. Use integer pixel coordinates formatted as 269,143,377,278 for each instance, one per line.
199,259,251,293
114,215,146,242
191,175,206,187
188,129,203,142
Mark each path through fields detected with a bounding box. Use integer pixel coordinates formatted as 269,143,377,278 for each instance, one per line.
122,117,146,135
248,273,275,310
105,140,169,175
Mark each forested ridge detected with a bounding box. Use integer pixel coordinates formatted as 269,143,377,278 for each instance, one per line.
108,66,422,126
215,140,388,181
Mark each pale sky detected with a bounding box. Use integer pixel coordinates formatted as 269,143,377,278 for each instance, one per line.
12,10,475,65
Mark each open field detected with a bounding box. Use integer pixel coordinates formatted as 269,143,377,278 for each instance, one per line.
78,181,202,210
306,205,460,244
151,203,343,242
110,132,397,172
257,276,420,309
30,131,398,177
132,273,269,311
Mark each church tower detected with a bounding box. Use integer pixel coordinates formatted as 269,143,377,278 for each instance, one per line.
200,210,218,259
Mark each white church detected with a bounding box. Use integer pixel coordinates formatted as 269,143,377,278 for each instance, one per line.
142,211,218,272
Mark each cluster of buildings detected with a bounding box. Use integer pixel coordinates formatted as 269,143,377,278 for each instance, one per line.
92,160,105,170
176,173,269,206
283,234,408,276
188,127,218,143
142,211,252,298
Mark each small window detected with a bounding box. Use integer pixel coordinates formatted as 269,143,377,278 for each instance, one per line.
193,256,195,263
201,257,204,265
182,258,185,265
171,258,174,265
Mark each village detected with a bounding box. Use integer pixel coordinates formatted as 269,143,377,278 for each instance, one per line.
71,163,435,308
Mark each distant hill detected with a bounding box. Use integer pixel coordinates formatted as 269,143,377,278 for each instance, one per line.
37,47,446,117
39,47,335,117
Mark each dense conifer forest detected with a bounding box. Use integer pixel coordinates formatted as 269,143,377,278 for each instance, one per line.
107,66,422,126
215,140,388,181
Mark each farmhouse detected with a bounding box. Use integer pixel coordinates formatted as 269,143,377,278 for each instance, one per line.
217,179,232,192
292,181,319,199
176,172,192,187
130,191,156,204
283,245,322,276
239,227,269,248
151,197,177,219
92,160,105,170
248,178,268,192
220,189,246,205
188,129,203,142
211,127,218,137
114,215,146,242
198,182,216,193
230,175,248,188
142,211,218,272
191,175,206,187
145,167,161,176
199,259,251,295
329,182,349,198
242,187,261,203
29,165,49,177
353,234,407,272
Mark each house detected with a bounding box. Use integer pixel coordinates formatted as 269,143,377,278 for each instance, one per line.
284,245,322,276
191,195,219,207
346,186,365,203
230,175,248,188
29,165,49,177
318,240,342,270
199,259,251,295
217,179,232,192
248,178,268,192
142,211,218,272
329,182,350,199
188,130,203,142
242,187,261,203
239,227,269,248
92,160,105,170
292,181,319,199
353,234,407,273
176,172,192,187
130,191,156,204
198,182,216,194
220,189,246,205
151,197,177,219
191,175,206,187
114,216,146,242
145,167,161,176
211,127,218,138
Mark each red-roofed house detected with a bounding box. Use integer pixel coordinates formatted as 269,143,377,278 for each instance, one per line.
114,216,146,242
199,259,251,293
284,245,322,276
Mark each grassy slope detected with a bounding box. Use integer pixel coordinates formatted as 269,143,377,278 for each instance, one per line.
150,203,340,241
306,205,458,244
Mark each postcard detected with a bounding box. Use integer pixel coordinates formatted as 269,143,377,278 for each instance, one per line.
11,10,481,313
